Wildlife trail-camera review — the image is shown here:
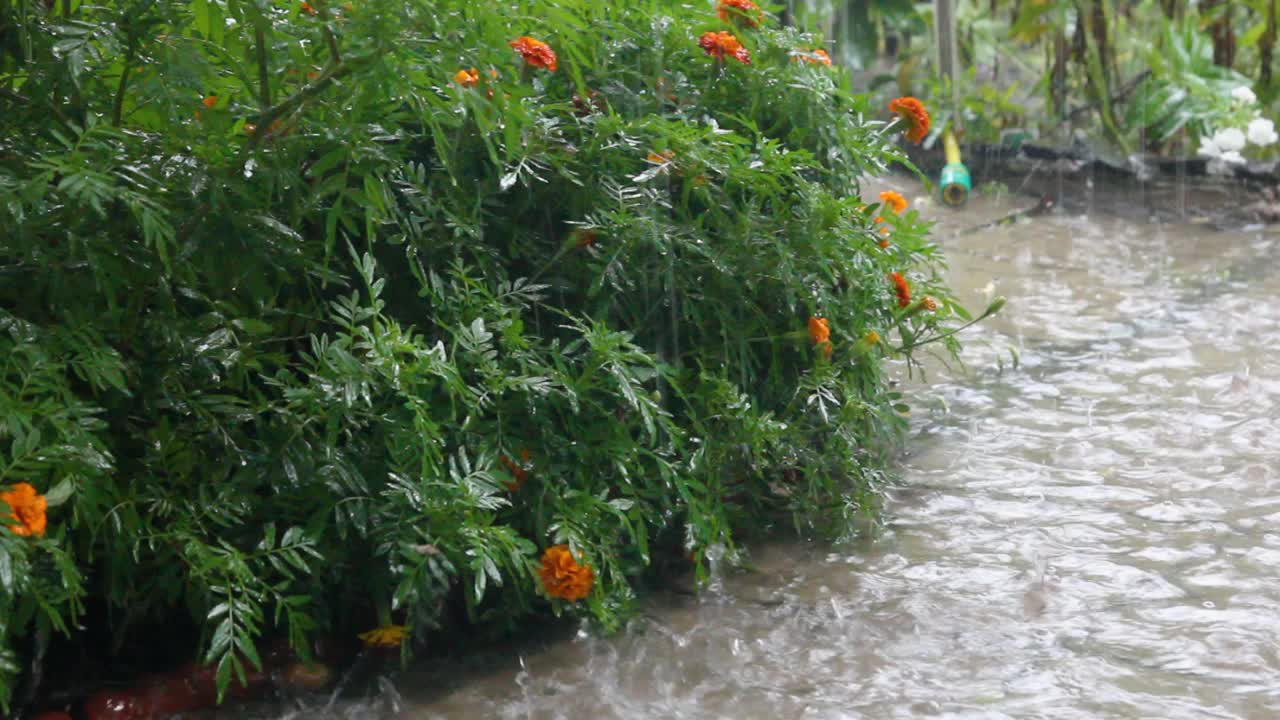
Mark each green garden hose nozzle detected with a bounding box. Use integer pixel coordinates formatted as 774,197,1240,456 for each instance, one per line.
940,130,970,207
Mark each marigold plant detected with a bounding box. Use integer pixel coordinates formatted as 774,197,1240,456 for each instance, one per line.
717,0,763,27
808,316,831,345
889,272,913,308
699,31,753,64
0,0,973,710
879,190,908,214
510,35,558,72
358,625,408,648
889,96,931,144
500,448,533,491
1,483,47,538
796,48,832,66
539,545,595,602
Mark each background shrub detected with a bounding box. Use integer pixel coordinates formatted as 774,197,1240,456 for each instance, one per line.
0,0,977,705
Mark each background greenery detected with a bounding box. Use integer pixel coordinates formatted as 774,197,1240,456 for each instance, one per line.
0,0,972,707
797,0,1276,154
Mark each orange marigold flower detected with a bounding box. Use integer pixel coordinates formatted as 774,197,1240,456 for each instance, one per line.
717,0,763,27
889,272,912,308
245,119,285,138
699,31,752,65
863,330,881,345
572,228,599,248
795,48,832,65
808,316,831,345
889,96,931,144
454,68,481,87
300,1,317,15
510,36,558,72
539,545,595,601
879,238,891,249
879,190,908,214
922,296,938,312
500,448,533,491
874,215,892,236
1,482,47,537
201,95,218,109
357,625,406,648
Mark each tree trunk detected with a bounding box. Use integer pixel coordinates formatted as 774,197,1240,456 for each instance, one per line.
1263,0,1277,95
1052,28,1069,120
1203,0,1236,69
1075,0,1126,148
1090,0,1114,92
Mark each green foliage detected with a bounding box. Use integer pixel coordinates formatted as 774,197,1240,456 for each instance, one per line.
1128,13,1253,143
0,0,971,707
846,0,1276,153
795,0,926,69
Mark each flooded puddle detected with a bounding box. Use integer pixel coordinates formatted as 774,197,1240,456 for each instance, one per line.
265,183,1280,719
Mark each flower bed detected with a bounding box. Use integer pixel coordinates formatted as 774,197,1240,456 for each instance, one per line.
0,0,994,711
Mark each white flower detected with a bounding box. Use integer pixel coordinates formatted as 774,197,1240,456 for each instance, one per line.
1220,150,1246,165
1247,117,1278,147
1232,86,1258,105
1198,138,1222,158
1213,127,1247,152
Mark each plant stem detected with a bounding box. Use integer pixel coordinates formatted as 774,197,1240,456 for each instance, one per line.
312,0,343,64
255,25,271,110
244,48,378,152
112,43,137,126
891,300,1005,353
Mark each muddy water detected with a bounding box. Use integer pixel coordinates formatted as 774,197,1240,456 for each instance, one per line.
275,184,1280,719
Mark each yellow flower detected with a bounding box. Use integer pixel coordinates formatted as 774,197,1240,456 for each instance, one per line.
358,624,407,648
856,330,882,355
453,67,480,87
